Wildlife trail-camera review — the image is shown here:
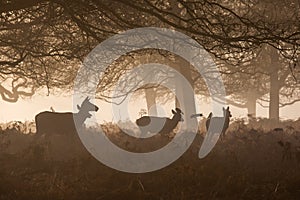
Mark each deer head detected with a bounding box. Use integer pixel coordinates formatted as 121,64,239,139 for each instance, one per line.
77,97,99,113
172,108,184,122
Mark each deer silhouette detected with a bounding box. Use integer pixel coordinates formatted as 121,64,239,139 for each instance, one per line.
35,97,99,135
206,107,232,139
191,107,231,139
136,108,184,136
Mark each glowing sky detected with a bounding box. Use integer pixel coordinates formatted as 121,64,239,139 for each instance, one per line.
0,94,299,123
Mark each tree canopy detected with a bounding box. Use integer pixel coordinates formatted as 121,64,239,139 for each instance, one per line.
0,0,299,118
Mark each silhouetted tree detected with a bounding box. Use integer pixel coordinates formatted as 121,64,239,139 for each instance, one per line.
0,0,299,118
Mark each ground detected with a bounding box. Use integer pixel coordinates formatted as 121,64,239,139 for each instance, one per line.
0,120,300,200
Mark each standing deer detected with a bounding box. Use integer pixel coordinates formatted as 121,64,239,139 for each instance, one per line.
191,107,231,139
35,97,99,135
207,107,232,139
136,108,184,136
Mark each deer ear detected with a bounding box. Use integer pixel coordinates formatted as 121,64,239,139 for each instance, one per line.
175,108,182,114
77,105,81,110
227,106,229,110
172,109,176,114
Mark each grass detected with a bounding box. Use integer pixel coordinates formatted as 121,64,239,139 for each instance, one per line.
0,119,299,200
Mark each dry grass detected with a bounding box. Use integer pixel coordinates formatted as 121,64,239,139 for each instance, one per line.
0,119,300,200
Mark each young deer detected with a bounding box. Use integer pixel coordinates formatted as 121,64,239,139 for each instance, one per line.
35,97,99,135
136,108,184,136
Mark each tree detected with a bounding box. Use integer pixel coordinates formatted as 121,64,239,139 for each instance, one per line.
0,2,87,101
216,44,299,121
0,0,299,119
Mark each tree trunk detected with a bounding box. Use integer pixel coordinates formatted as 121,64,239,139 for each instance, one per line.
246,95,257,118
269,70,280,121
268,48,280,122
245,89,258,118
174,59,197,130
145,87,157,116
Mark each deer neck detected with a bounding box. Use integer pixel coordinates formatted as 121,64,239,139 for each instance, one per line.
169,116,179,128
74,110,91,125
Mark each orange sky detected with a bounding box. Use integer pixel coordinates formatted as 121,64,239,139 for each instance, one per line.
0,94,299,123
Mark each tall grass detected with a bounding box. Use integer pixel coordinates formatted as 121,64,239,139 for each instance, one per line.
0,118,299,199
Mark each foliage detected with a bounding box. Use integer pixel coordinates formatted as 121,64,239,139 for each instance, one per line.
0,0,299,103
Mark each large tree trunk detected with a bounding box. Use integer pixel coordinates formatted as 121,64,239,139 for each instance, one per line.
269,69,280,121
174,59,197,130
246,94,257,118
268,48,280,122
145,87,157,116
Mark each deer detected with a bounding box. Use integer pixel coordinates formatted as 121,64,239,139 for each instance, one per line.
207,107,232,139
191,107,231,139
35,97,99,135
136,108,184,136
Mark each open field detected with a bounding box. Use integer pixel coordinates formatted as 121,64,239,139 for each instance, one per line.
0,119,300,200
